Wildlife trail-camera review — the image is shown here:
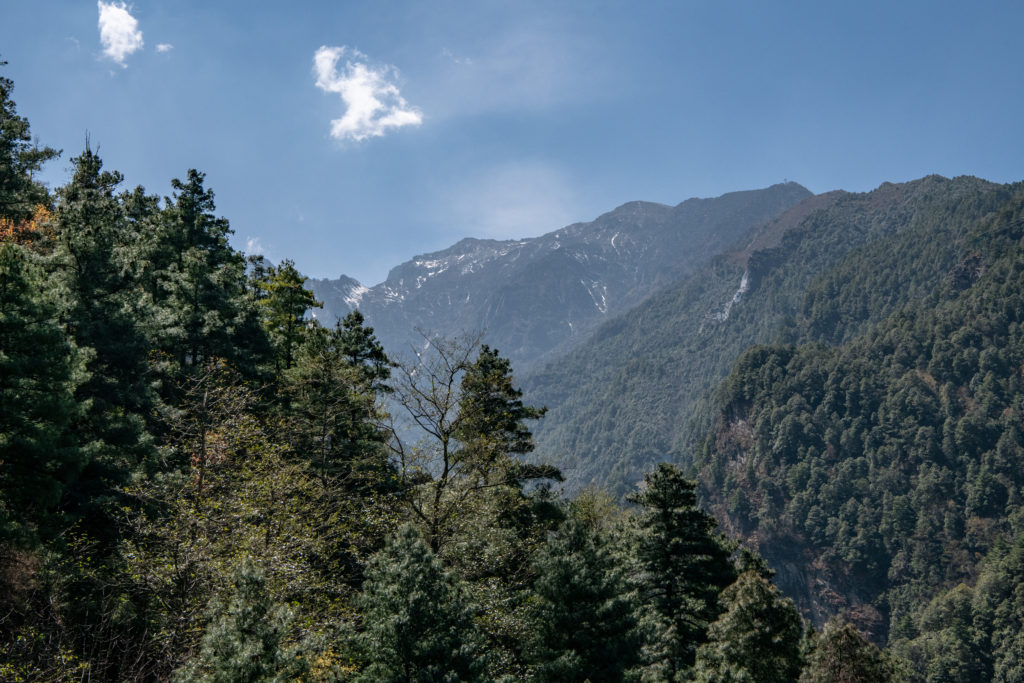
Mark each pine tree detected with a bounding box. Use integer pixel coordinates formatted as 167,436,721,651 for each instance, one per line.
173,560,305,683
525,517,641,682
694,571,804,682
389,340,563,677
391,337,556,552
455,345,551,488
800,620,899,682
356,524,485,682
630,463,737,680
49,147,156,535
0,242,82,545
255,258,321,375
337,310,393,391
283,318,393,490
149,169,269,381
0,60,58,223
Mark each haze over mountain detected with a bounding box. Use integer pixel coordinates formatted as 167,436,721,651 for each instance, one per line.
524,175,1006,495
309,182,811,370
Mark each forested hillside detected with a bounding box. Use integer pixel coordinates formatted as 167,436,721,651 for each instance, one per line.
1,64,909,682
689,184,1024,672
526,175,1013,497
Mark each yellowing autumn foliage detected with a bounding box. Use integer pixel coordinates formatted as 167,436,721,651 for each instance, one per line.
0,204,51,245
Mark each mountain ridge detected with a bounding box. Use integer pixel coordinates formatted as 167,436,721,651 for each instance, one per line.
523,174,1008,495
310,182,812,370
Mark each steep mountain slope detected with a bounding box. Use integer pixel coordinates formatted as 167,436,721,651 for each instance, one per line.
525,175,1011,496
689,182,1024,644
309,183,811,371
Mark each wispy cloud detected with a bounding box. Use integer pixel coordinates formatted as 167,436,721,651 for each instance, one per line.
313,46,423,142
97,1,143,66
245,237,265,256
156,43,173,53
447,161,583,239
427,27,602,119
441,48,473,66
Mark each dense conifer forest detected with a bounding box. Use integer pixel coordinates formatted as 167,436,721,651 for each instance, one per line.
2,60,1023,682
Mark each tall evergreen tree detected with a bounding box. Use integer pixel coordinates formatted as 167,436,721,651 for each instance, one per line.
390,339,563,677
50,147,155,526
173,560,305,683
455,344,550,488
256,258,321,375
338,310,393,391
0,59,58,223
283,318,393,490
694,571,804,683
630,463,737,680
525,517,641,682
800,620,901,682
356,524,485,682
0,242,82,545
149,169,269,381
117,184,162,293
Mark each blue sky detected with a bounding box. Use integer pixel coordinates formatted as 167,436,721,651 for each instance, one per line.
3,1,1023,285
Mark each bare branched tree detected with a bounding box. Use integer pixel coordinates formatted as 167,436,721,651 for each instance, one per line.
387,332,559,552
388,332,482,550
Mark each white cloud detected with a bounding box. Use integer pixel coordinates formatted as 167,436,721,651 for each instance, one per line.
245,237,265,256
97,1,143,66
156,43,173,53
313,46,423,142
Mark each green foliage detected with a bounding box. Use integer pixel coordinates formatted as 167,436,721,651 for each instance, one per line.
629,463,737,680
0,59,58,222
391,338,564,678
6,62,1023,681
525,517,641,682
688,183,1024,642
337,310,393,391
455,344,559,493
0,68,406,681
255,258,322,374
50,147,156,513
147,169,270,379
283,315,394,490
891,532,1024,682
528,176,1013,496
694,571,804,683
356,524,485,682
173,560,306,683
436,485,564,681
800,620,901,682
0,242,82,544
121,364,397,675
457,344,547,469
392,337,560,552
